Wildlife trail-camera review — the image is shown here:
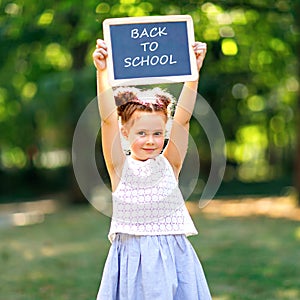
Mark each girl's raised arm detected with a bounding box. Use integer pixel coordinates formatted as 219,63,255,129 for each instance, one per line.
93,39,126,190
163,42,207,179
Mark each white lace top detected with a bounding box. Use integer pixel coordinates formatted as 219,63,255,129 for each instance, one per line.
108,154,198,242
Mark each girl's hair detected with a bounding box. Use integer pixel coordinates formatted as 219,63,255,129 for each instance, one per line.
114,87,175,124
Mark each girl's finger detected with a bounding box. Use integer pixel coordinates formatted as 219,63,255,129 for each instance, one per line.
93,48,108,59
99,48,108,56
96,39,107,49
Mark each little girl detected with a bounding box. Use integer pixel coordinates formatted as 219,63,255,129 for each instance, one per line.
93,38,211,300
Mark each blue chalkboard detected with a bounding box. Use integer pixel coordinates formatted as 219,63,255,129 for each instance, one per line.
103,15,197,86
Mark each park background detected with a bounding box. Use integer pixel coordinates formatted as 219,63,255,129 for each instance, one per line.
1,0,300,299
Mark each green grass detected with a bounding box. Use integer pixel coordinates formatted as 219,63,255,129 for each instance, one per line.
1,206,300,299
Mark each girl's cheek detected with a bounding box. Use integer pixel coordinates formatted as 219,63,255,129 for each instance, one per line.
157,137,165,148
131,136,143,146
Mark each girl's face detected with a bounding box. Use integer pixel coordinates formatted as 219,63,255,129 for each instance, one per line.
122,111,166,161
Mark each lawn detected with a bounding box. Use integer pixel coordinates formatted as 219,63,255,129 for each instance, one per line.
1,204,300,300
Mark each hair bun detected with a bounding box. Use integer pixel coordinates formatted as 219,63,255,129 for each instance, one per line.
113,87,141,106
156,94,171,108
114,91,138,106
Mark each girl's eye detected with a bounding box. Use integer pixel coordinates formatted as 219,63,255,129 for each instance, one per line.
138,131,146,136
154,132,162,136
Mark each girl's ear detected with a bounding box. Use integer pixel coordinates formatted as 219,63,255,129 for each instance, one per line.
121,126,128,139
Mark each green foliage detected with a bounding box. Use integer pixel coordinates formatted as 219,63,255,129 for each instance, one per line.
0,0,298,187
195,1,298,182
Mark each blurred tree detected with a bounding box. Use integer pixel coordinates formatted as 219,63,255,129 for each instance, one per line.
292,0,300,203
0,0,298,202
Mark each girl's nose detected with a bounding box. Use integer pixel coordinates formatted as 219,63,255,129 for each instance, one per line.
147,135,154,144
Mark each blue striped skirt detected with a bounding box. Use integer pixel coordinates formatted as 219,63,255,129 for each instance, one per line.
96,234,211,300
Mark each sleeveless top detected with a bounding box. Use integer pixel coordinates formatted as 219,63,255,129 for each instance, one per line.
108,154,198,242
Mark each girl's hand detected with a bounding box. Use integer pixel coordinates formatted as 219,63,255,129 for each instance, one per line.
93,39,108,71
192,42,207,72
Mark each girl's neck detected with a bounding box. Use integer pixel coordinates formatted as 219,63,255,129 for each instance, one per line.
130,153,159,161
